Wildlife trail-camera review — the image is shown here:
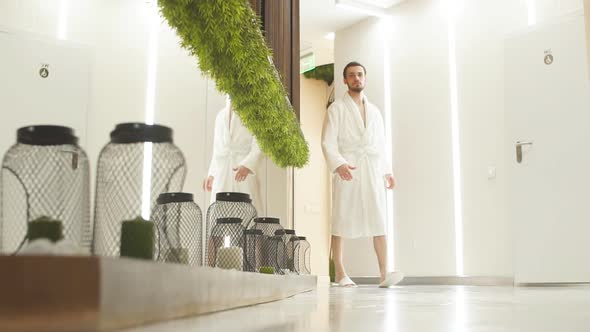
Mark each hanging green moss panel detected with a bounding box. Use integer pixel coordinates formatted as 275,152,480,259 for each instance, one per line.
159,0,309,168
303,63,334,86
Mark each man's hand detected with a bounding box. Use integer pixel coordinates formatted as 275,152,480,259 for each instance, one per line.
385,174,395,189
233,165,252,182
335,164,356,181
203,176,214,192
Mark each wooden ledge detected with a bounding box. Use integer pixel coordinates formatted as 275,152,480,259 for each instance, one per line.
0,255,317,331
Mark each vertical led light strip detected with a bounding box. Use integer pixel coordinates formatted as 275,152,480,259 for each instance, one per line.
446,0,464,276
144,3,158,126
527,0,537,26
57,0,68,40
381,17,395,270
141,1,159,219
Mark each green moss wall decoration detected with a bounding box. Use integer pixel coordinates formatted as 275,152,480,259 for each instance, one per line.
158,0,309,168
303,63,335,108
303,63,334,86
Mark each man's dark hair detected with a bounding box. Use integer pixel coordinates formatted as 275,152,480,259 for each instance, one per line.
343,61,367,78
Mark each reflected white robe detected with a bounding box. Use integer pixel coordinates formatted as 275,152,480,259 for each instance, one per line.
322,93,390,238
208,106,262,212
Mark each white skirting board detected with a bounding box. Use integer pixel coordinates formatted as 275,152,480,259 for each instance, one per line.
0,255,317,332
351,276,514,286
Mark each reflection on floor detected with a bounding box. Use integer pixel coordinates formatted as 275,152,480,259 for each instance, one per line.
123,284,590,331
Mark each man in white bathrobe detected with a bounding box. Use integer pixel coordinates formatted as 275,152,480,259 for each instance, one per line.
322,62,403,288
203,101,262,213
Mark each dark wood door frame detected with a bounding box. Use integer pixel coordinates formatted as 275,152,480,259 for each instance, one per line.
249,0,300,120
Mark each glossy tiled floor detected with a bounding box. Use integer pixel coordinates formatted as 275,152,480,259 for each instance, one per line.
123,283,590,331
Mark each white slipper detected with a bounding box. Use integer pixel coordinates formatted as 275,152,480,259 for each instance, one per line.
379,271,404,288
335,276,357,288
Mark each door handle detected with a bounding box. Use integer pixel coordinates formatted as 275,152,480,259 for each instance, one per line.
516,141,533,163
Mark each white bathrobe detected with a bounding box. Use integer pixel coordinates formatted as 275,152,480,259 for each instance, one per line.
322,93,390,238
208,106,262,212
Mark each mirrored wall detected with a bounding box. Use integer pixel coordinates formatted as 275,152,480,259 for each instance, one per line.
0,0,292,229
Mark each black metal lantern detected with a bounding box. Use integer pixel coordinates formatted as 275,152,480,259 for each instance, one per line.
0,125,90,253
292,236,311,275
250,217,283,274
275,229,296,241
276,229,297,272
92,123,186,257
268,235,288,275
152,192,202,265
206,192,256,229
250,217,283,236
243,229,264,272
205,192,256,262
208,218,245,270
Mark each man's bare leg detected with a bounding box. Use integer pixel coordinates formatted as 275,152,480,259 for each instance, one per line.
332,235,347,282
373,235,388,282
374,235,404,287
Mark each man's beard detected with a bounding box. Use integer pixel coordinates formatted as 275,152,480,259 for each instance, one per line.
348,84,364,92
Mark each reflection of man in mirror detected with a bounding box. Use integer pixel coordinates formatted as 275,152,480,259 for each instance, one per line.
322,61,403,288
203,97,262,211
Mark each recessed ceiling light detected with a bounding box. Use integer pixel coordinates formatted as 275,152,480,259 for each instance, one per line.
324,32,335,40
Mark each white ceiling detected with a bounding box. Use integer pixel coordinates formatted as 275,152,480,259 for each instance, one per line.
299,0,406,58
300,0,366,45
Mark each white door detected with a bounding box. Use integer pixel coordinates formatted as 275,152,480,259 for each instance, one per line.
505,13,590,283
0,30,90,151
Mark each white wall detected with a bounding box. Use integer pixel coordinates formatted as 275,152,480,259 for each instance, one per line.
295,76,331,276
450,0,521,277
334,0,583,277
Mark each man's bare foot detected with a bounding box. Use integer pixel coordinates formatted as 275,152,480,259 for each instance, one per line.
335,275,357,287
379,271,404,288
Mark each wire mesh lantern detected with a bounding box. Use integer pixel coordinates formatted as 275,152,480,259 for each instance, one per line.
275,229,297,272
292,236,311,275
249,217,283,274
205,192,256,262
206,192,256,230
0,125,90,253
268,235,288,275
92,123,186,257
250,217,283,236
243,229,264,272
208,218,245,270
152,192,202,265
